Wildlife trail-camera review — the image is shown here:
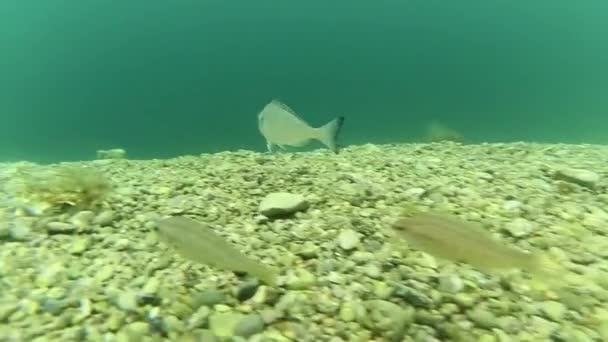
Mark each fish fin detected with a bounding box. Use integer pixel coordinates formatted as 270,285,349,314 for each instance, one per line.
266,142,274,153
314,116,345,153
270,100,300,118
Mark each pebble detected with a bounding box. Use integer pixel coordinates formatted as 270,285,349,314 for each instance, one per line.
453,293,475,308
116,291,138,312
209,312,244,338
236,281,260,302
394,285,433,309
117,321,148,341
339,302,357,322
46,222,78,234
0,303,18,321
296,242,320,259
164,315,184,335
69,210,95,229
326,272,345,284
537,300,567,321
194,290,226,307
233,314,265,337
285,269,316,290
438,274,464,293
93,211,116,226
360,300,414,340
351,251,375,263
41,299,66,315
373,281,393,299
598,322,608,340
404,187,426,198
9,217,32,241
196,330,218,342
187,306,211,329
36,263,65,287
503,200,522,211
141,278,160,296
364,264,382,279
337,229,360,250
259,308,283,325
95,265,114,282
0,220,9,239
69,237,90,255
504,218,535,237
467,307,498,329
258,192,309,217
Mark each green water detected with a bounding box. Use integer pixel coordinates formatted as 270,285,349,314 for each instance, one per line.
1,0,606,163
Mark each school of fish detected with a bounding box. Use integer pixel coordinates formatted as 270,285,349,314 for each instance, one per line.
152,104,576,292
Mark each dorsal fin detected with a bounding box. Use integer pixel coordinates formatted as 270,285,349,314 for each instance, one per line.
269,99,304,120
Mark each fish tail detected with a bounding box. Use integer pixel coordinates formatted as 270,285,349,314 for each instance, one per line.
315,116,345,153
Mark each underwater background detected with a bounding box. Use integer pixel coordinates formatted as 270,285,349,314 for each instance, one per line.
1,0,606,163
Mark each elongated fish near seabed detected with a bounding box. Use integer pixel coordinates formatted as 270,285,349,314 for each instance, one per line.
392,212,561,279
257,99,345,153
156,216,278,286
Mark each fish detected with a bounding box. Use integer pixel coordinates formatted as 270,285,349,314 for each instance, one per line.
156,216,278,286
391,211,560,279
257,99,345,153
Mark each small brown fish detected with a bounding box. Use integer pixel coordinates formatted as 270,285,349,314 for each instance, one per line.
156,216,278,286
392,212,555,276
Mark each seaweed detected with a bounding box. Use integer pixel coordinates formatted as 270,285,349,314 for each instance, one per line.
11,164,111,213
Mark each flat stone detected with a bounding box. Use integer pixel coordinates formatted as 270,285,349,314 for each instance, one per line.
554,168,600,189
69,211,95,229
10,217,33,241
504,218,535,237
93,211,116,226
69,237,90,255
258,192,309,217
116,291,138,312
0,220,9,239
337,229,360,250
360,300,414,340
467,307,498,329
537,300,567,321
194,290,225,307
234,314,265,337
209,312,244,338
438,274,464,293
285,269,316,290
141,278,160,296
46,222,78,234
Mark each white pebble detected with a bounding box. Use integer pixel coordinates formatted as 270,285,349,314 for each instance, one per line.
504,218,535,237
337,229,361,250
438,274,464,293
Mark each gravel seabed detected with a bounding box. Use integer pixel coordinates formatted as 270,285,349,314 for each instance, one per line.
1,142,608,342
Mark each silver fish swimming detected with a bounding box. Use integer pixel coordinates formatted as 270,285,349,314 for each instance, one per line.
257,99,345,153
156,216,278,286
